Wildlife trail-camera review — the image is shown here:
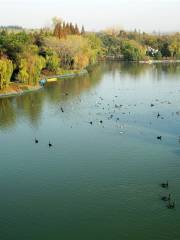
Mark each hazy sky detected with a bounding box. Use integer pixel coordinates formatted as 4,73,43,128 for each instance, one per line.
0,0,180,32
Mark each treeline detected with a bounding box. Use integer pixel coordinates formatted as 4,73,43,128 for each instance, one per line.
0,25,23,30
99,29,180,61
0,19,102,90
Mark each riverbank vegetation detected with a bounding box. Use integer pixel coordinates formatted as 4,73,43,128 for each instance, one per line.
0,18,180,93
0,19,102,92
99,29,180,61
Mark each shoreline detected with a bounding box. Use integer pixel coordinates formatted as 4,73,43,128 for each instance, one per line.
0,69,88,99
0,85,43,99
139,60,180,64
101,58,180,64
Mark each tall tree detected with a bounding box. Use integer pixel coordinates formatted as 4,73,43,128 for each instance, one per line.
0,57,13,89
54,22,63,39
81,26,85,35
70,23,75,35
75,24,80,35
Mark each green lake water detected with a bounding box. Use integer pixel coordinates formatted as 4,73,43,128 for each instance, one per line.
0,62,180,240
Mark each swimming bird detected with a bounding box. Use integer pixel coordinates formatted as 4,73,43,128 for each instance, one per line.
167,200,175,209
89,121,93,125
100,120,103,124
35,138,39,144
61,107,64,113
161,194,171,201
157,136,162,140
157,112,160,118
161,181,168,188
49,141,53,147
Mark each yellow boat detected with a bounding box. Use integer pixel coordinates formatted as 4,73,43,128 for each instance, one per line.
47,78,57,82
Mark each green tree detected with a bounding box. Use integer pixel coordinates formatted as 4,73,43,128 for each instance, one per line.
17,47,46,85
46,49,60,73
0,57,13,90
0,31,32,63
121,40,146,61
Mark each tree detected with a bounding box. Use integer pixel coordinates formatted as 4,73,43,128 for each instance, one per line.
169,40,180,58
44,35,101,70
70,23,75,35
121,40,146,61
98,33,122,57
85,34,103,63
53,22,63,39
160,41,171,58
46,49,60,73
0,57,13,89
0,31,32,63
75,24,80,35
81,26,85,35
17,46,46,85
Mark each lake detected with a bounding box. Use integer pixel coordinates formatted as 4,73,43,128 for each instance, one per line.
0,62,180,240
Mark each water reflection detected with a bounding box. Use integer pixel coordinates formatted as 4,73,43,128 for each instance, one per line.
16,92,45,127
0,62,180,130
0,98,16,129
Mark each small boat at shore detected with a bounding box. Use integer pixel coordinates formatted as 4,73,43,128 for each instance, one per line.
47,78,57,82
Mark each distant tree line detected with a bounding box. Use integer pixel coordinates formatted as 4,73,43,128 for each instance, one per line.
0,25,23,30
99,29,180,61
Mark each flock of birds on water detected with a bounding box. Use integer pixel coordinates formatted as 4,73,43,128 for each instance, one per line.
161,181,176,209
33,89,179,210
52,90,180,143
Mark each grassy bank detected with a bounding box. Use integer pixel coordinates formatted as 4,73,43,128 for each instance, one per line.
0,83,42,98
0,69,88,99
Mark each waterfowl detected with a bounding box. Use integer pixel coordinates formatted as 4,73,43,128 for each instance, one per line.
161,181,168,188
151,104,155,107
35,138,39,144
161,194,171,201
89,121,93,125
100,120,103,124
157,112,160,118
61,107,64,113
49,141,53,147
157,136,162,140
167,200,175,209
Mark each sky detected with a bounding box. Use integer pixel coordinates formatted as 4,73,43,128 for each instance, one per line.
0,0,180,32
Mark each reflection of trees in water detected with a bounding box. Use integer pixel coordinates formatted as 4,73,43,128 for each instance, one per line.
154,63,180,76
91,61,149,79
101,61,180,80
16,91,45,127
0,98,16,129
104,61,149,78
120,62,149,77
0,65,104,129
0,91,45,130
45,66,104,104
149,63,180,82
